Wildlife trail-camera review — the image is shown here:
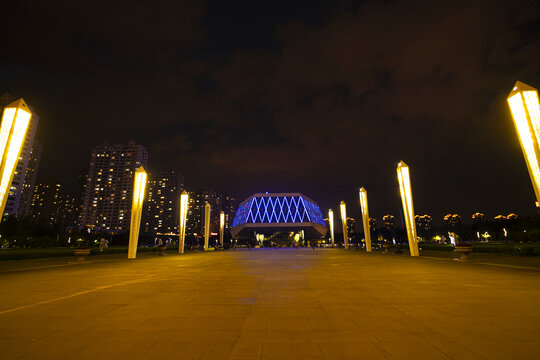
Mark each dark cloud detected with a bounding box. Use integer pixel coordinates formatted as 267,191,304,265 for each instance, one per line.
1,0,540,223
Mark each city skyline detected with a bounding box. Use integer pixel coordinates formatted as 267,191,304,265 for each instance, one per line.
2,1,540,222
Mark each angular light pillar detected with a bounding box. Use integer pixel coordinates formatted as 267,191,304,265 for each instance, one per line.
219,211,225,247
359,187,372,252
397,161,419,256
179,190,189,254
328,209,335,247
204,202,211,251
0,99,32,217
340,201,349,249
128,166,147,259
507,81,540,205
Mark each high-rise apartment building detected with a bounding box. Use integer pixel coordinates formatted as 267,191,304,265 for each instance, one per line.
222,194,237,230
185,189,236,237
186,190,205,237
143,169,184,234
80,141,148,233
346,217,356,241
59,193,80,230
29,182,62,225
29,182,81,229
18,141,42,217
0,93,41,219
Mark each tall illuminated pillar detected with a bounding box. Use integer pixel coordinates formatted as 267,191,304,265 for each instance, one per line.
128,166,147,259
0,99,32,218
219,211,225,247
179,190,189,254
359,187,372,252
204,202,211,251
397,161,419,256
507,81,540,206
328,209,335,247
340,201,349,249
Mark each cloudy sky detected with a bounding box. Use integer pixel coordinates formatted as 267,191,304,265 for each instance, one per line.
2,0,540,223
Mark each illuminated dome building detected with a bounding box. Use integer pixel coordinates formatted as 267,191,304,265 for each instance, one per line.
230,193,327,238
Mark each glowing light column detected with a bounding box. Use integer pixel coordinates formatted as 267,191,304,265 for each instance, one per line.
359,187,372,252
507,81,540,205
0,99,32,218
204,202,211,251
128,166,147,259
179,190,189,254
219,211,225,247
340,201,349,249
397,161,419,256
328,209,335,247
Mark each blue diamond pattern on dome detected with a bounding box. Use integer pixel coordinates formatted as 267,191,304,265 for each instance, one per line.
231,194,326,227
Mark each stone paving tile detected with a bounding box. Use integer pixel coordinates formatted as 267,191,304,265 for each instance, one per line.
486,341,540,360
238,329,309,343
374,341,450,359
306,329,379,343
200,341,236,360
229,341,263,360
428,339,501,360
265,316,313,331
17,338,91,360
0,340,35,359
262,341,322,359
318,342,386,359
1,249,540,359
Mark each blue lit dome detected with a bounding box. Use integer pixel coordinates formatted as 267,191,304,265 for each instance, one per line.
230,193,327,238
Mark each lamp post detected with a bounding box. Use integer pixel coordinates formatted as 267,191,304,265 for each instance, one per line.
128,166,147,259
219,211,225,248
340,201,349,249
507,81,540,206
359,187,372,252
328,209,335,247
397,161,419,256
0,99,32,217
204,202,211,251
179,190,189,254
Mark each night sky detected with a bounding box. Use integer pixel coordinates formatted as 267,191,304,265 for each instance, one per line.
2,0,540,224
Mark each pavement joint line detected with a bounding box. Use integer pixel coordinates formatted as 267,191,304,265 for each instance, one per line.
421,256,540,271
0,274,168,316
0,263,75,273
470,261,540,271
0,258,121,273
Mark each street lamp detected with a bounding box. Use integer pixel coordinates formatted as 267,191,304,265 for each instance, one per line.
204,202,211,251
507,81,540,206
219,210,225,247
397,161,419,256
0,99,32,217
328,209,335,247
340,201,349,249
179,190,188,254
359,187,372,252
128,166,147,259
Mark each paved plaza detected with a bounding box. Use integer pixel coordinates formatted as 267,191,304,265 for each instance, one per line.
1,248,540,359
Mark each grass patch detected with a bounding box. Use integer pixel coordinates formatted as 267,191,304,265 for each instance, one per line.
417,242,540,256
471,243,540,256
418,243,454,251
